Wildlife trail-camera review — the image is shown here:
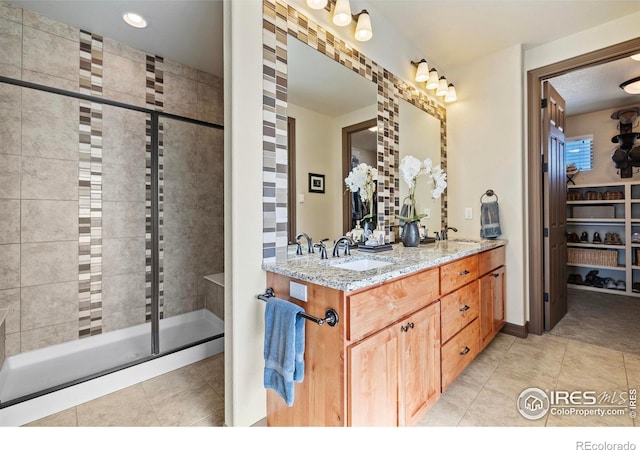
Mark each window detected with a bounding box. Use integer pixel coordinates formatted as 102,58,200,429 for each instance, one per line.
565,135,593,171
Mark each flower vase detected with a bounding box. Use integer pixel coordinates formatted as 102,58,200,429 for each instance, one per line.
401,221,420,247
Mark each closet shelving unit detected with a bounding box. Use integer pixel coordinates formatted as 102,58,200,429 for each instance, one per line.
566,181,640,297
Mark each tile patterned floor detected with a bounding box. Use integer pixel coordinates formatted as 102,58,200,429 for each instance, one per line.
23,331,640,427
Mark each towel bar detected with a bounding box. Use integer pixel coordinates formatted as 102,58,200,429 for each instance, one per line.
258,288,339,327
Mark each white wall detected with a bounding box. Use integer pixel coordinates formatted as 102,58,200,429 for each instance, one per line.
447,44,527,327
566,102,640,185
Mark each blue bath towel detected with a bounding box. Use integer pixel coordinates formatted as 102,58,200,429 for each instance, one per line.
263,297,305,406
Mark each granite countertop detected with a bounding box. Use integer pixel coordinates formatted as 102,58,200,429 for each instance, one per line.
262,238,506,292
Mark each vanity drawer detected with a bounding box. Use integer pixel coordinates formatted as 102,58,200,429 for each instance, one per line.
478,245,505,276
347,267,439,342
440,281,479,343
440,254,478,295
441,319,479,391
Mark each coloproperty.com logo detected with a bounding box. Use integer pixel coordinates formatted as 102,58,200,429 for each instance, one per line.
517,387,637,420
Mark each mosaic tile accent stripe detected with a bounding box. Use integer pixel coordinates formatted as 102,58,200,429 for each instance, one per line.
262,0,448,263
145,54,165,321
78,30,104,337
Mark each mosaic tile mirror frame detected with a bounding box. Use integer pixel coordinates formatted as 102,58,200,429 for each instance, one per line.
262,0,447,263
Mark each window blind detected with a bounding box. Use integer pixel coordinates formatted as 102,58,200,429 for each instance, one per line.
565,136,593,171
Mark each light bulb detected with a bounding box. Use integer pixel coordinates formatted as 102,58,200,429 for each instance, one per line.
426,68,439,89
445,84,457,102
414,59,429,82
354,10,373,42
333,0,352,26
436,77,448,96
122,12,147,28
306,0,328,9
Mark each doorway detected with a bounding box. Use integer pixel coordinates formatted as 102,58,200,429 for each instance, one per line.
527,37,640,335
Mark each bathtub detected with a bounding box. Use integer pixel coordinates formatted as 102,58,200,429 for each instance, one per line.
0,308,223,426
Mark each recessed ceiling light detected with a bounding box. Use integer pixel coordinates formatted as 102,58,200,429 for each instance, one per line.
620,76,640,94
122,12,147,29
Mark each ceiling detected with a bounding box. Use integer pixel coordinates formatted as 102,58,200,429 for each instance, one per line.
9,0,640,115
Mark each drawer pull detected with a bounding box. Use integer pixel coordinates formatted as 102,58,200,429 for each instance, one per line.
492,273,500,278
459,346,471,356
459,304,470,312
400,322,415,332
458,270,470,276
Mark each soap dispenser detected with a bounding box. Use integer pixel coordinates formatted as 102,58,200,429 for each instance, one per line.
352,220,364,242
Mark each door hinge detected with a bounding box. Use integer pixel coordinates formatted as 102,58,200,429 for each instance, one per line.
543,228,548,237
541,98,548,109
544,292,549,303
542,162,548,173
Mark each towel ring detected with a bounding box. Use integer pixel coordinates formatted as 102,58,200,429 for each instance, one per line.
480,189,499,203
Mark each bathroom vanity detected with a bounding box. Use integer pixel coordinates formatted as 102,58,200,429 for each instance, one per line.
262,239,506,426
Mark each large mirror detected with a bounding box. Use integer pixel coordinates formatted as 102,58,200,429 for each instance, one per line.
287,37,377,244
285,35,445,257
398,98,443,239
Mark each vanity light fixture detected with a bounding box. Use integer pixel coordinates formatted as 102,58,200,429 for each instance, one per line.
122,11,147,29
436,76,449,96
411,59,430,82
426,68,439,90
620,76,640,94
332,0,352,26
354,10,373,42
445,84,457,102
306,0,328,9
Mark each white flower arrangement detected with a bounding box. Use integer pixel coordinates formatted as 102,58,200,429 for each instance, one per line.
344,163,378,220
397,155,447,222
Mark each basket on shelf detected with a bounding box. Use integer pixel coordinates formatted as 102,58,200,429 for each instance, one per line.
584,191,603,201
567,191,582,201
567,248,618,267
604,191,624,200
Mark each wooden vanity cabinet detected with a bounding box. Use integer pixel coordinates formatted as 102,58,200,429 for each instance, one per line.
348,301,440,426
478,246,506,349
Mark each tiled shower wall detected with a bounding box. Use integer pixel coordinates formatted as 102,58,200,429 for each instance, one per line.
0,2,224,357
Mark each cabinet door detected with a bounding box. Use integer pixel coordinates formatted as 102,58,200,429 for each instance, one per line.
348,326,399,426
479,266,506,349
399,302,441,426
493,266,506,331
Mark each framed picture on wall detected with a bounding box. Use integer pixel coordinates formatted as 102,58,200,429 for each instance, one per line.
308,173,325,193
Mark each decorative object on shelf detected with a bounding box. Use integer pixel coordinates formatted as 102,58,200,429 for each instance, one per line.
479,189,502,239
566,163,579,185
580,231,588,242
345,162,378,231
592,232,602,243
609,107,640,178
308,172,325,193
567,191,583,201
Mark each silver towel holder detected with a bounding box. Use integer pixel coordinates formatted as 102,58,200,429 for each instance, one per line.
258,288,339,327
480,189,499,203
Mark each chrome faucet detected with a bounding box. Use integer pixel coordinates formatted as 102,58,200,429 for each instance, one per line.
439,226,458,241
314,238,330,260
332,236,355,258
295,232,314,255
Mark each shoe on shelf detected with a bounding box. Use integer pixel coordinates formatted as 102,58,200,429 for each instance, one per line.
605,278,617,289
592,232,602,243
612,233,623,245
584,270,599,286
593,277,605,288
633,282,640,293
603,233,613,245
616,280,626,290
580,231,588,242
574,274,583,285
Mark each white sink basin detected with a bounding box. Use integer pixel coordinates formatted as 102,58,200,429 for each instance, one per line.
331,258,393,271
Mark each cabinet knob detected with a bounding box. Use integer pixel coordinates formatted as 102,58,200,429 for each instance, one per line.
459,304,470,312
459,346,471,356
400,322,414,332
458,269,470,276
492,273,500,278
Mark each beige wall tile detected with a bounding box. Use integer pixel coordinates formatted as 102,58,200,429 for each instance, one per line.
0,108,21,155
102,237,146,277
0,17,21,67
0,243,20,289
21,157,78,201
102,51,146,101
164,57,198,80
0,199,19,244
102,106,147,167
20,320,77,352
0,61,20,79
21,280,78,330
22,69,78,92
22,115,79,161
23,9,78,41
102,88,146,108
22,88,79,119
164,72,197,119
102,163,146,202
21,200,78,243
0,2,22,23
102,272,146,315
5,330,19,356
0,154,20,199
22,26,78,83
163,170,199,207
102,201,145,239
101,306,146,333
102,36,145,63
0,287,20,334
0,319,5,368
21,241,78,286
197,81,223,124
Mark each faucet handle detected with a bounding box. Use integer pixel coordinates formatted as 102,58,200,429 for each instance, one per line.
314,238,329,260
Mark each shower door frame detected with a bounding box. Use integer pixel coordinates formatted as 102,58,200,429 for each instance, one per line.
0,75,223,407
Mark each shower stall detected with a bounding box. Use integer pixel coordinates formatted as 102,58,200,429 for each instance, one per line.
0,74,224,416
